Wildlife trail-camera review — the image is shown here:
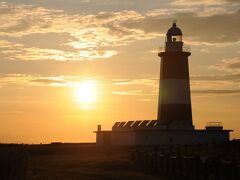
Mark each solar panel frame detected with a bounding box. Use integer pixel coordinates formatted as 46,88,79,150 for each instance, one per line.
138,120,150,128
147,120,157,127
118,121,126,128
112,122,121,129
131,120,142,128
124,121,135,128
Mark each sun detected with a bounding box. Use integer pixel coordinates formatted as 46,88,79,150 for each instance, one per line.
75,81,97,103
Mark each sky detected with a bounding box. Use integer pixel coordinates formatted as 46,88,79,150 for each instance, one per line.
0,0,240,143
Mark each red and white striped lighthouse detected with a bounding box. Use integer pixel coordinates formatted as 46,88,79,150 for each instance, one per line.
157,22,194,130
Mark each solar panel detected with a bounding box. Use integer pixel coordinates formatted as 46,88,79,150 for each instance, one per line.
118,122,126,128
147,120,157,127
131,121,142,128
124,121,135,128
112,122,121,130
138,120,150,128
154,120,167,128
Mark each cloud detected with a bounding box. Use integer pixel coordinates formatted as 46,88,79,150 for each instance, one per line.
17,47,117,61
170,0,240,16
190,73,240,94
0,73,33,86
30,78,66,84
0,74,69,87
0,3,148,60
1,73,240,97
171,0,240,6
120,10,240,44
110,90,144,96
2,1,240,59
0,2,59,36
210,57,240,72
0,1,240,62
110,78,158,86
191,73,240,81
0,39,117,61
192,89,240,94
0,2,145,43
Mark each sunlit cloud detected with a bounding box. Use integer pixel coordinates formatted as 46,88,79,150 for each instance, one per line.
121,10,240,44
192,89,240,94
0,1,240,62
1,73,240,98
0,3,150,60
170,0,240,17
210,57,240,72
171,0,239,7
0,39,117,61
110,90,143,95
171,0,236,6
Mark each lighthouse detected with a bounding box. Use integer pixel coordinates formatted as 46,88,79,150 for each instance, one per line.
95,22,232,146
157,22,194,130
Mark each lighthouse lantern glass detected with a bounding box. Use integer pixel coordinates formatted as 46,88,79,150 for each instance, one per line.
166,35,182,42
172,35,182,42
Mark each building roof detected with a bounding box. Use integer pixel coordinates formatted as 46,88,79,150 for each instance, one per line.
167,22,182,35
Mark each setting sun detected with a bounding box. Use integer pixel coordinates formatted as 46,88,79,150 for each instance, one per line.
75,81,97,103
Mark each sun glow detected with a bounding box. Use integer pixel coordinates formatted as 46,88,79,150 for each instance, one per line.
75,81,97,104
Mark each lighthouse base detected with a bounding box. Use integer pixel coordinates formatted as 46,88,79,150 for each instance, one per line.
94,120,232,146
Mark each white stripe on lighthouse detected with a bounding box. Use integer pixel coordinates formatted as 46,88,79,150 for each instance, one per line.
160,79,191,104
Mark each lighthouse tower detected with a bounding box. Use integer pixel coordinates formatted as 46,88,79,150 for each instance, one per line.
95,21,232,146
157,22,194,130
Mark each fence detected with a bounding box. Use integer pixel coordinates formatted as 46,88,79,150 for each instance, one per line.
130,141,240,180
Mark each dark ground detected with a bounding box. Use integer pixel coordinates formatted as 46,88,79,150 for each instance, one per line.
0,144,164,180
1,142,240,180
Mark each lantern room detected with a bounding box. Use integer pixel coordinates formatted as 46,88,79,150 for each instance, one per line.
165,22,183,52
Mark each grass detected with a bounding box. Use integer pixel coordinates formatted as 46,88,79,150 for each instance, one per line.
0,146,28,180
24,144,164,180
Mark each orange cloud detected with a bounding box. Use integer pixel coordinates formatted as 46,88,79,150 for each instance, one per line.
210,57,240,72
1,74,240,97
1,1,239,62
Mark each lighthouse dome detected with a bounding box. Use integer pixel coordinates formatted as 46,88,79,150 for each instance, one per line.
167,22,182,35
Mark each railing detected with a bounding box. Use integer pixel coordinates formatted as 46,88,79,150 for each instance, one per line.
158,45,190,53
205,122,223,130
206,122,222,127
183,46,190,52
